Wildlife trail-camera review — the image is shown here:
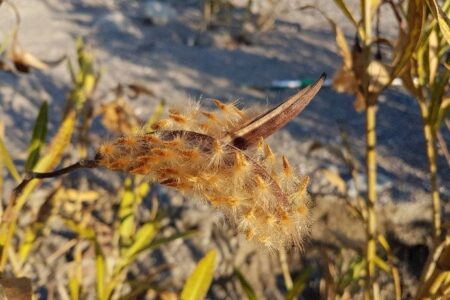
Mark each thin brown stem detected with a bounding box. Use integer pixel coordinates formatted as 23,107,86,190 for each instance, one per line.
13,160,98,196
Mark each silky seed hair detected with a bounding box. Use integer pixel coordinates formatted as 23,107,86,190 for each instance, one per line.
96,101,312,249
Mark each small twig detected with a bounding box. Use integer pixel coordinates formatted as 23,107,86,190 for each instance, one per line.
2,160,98,225
13,159,98,196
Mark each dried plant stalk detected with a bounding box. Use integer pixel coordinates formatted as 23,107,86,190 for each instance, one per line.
14,74,326,249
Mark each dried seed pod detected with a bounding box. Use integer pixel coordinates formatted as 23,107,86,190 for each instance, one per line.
17,74,324,250
94,74,325,249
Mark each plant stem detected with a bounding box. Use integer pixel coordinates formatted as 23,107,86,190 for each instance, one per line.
365,103,378,299
419,102,441,242
279,248,293,290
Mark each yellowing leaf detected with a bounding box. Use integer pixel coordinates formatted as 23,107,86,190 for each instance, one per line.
392,0,425,77
95,242,106,300
333,0,358,27
124,222,157,263
428,29,439,85
0,112,76,269
426,0,450,45
181,249,217,300
119,177,136,250
321,168,347,194
0,136,20,183
367,61,392,94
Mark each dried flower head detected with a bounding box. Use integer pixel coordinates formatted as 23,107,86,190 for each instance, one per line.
94,74,326,249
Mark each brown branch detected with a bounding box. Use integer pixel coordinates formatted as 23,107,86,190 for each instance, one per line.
13,159,98,196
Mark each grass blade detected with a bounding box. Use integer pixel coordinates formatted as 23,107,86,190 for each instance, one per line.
146,230,197,251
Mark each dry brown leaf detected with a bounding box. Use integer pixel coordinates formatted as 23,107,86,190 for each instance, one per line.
353,90,366,112
99,98,141,135
332,67,358,94
321,168,347,194
127,83,154,99
367,61,392,94
0,277,32,300
10,41,48,73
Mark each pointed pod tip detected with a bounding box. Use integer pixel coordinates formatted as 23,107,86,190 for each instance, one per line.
320,72,327,80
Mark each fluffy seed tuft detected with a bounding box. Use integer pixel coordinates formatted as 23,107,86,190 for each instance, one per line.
95,96,316,249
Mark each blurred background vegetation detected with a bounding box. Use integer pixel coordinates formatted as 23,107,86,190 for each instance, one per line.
0,0,449,299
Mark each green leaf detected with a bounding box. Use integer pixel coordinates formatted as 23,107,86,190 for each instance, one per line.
123,222,158,263
25,101,48,171
234,268,258,300
181,249,217,300
119,177,136,251
0,135,20,183
426,0,450,44
146,230,197,251
285,266,312,300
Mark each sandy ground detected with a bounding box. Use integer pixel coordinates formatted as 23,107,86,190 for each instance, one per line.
0,0,449,298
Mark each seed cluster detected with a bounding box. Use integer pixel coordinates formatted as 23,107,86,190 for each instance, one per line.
96,100,311,249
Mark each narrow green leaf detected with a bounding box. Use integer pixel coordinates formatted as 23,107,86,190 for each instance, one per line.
123,222,157,263
25,101,48,171
146,230,197,251
285,266,312,300
234,268,258,300
181,249,217,300
119,177,136,251
0,136,20,183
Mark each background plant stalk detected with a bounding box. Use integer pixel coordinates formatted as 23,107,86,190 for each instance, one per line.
418,102,441,241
